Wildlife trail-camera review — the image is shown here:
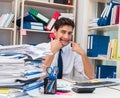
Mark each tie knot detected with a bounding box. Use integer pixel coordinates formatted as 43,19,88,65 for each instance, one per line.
59,49,62,52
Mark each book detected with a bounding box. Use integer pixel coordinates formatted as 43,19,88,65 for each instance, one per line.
29,8,49,24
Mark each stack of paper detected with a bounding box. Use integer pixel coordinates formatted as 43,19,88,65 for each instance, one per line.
0,43,52,97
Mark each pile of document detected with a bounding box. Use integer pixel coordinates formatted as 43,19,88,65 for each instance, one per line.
0,43,52,97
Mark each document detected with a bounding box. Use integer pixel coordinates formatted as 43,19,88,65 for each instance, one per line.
0,43,52,60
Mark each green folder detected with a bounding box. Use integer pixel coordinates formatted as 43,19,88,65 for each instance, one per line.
29,8,49,24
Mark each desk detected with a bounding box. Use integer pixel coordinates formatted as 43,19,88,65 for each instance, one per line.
0,82,120,98
38,86,120,98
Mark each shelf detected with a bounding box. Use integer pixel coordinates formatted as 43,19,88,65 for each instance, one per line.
25,29,52,33
0,28,14,31
90,0,109,3
89,57,119,61
24,0,74,10
0,0,13,2
88,24,119,31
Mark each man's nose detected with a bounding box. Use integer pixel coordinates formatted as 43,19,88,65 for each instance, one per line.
64,33,69,39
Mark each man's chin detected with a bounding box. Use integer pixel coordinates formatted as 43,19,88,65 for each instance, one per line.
62,43,69,47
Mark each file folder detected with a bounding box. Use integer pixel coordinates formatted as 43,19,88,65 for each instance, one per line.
16,13,38,27
29,8,49,24
87,35,110,57
96,65,116,78
46,11,60,31
97,1,120,26
23,21,44,30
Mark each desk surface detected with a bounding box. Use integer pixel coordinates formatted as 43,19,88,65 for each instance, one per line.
38,86,120,98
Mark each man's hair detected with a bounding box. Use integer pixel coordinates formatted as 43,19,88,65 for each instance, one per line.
54,17,74,31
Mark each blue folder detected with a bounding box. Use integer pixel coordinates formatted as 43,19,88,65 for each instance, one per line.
97,0,120,26
16,13,38,27
87,34,110,57
23,21,44,30
96,65,116,78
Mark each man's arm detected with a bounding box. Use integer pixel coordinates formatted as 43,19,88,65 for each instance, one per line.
71,42,95,79
43,39,63,66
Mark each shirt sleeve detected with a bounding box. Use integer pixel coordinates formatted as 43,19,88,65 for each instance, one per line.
73,53,89,80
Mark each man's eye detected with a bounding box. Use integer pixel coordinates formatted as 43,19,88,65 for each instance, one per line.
61,31,65,34
68,32,72,35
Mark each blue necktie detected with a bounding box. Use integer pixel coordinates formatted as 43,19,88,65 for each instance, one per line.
57,49,63,79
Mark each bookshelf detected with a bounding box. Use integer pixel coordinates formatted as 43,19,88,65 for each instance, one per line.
87,0,120,78
18,0,77,45
0,0,18,45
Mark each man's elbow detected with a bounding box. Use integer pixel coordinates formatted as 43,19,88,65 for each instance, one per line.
88,74,95,79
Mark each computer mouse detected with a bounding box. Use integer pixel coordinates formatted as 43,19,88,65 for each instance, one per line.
72,87,95,93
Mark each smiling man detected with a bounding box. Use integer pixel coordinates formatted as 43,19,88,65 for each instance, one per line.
43,17,94,80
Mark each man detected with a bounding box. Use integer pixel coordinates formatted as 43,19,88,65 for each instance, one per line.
43,17,94,80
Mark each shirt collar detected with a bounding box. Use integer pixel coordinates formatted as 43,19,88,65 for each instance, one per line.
61,43,71,54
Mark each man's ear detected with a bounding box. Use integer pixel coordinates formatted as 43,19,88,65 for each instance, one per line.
53,29,57,36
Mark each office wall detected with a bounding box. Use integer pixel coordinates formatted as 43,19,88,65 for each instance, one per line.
76,0,89,51
76,0,97,51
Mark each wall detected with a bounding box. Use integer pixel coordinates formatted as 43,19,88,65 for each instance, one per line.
76,0,89,52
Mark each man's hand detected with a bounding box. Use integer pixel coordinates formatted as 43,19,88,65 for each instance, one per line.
71,42,85,55
50,39,63,54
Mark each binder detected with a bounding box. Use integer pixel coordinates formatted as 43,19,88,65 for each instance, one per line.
46,11,60,31
54,0,68,4
23,21,44,30
29,8,49,24
87,35,110,57
97,1,120,26
16,13,38,27
115,6,120,24
3,13,14,28
96,65,116,78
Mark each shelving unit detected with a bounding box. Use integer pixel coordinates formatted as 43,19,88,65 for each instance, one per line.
87,0,120,78
19,0,77,45
0,0,17,45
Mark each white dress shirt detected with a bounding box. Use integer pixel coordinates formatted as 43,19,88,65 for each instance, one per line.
51,44,88,80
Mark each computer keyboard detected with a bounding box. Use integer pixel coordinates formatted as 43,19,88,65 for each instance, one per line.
75,81,115,86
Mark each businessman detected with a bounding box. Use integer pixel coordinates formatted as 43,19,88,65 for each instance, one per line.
43,17,94,80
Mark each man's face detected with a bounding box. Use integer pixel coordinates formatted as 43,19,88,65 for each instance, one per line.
54,25,73,47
